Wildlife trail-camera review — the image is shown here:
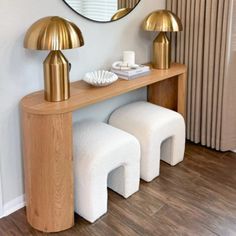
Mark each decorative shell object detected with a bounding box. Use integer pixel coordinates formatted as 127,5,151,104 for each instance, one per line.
83,70,118,87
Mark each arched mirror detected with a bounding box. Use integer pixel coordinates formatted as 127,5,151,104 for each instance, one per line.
63,0,141,23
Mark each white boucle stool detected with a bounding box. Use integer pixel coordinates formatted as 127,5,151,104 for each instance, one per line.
73,120,140,223
109,101,185,182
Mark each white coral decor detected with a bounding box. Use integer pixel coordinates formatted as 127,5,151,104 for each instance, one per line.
83,70,118,87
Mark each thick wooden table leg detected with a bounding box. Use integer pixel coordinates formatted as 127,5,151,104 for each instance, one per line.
148,72,187,119
21,111,74,233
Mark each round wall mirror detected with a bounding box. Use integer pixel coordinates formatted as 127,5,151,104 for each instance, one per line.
63,0,141,23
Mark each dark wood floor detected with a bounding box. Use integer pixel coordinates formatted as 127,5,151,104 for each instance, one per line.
1,142,236,236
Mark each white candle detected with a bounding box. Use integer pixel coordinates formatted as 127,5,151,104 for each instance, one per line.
123,51,135,66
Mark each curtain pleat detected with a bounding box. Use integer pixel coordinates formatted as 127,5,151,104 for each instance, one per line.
187,0,194,140
166,0,172,12
216,0,230,149
221,0,236,151
191,0,200,142
167,0,232,150
195,0,205,142
180,0,185,64
176,1,181,61
212,0,224,149
118,0,139,9
207,0,218,147
169,0,177,61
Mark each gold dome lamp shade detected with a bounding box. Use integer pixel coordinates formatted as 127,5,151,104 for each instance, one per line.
143,10,183,69
111,8,132,21
24,16,84,102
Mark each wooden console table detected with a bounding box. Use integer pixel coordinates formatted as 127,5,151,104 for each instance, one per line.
20,63,187,232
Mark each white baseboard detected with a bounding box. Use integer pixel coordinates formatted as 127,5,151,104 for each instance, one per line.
1,195,25,218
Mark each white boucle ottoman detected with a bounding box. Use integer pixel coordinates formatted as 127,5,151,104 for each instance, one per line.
73,120,140,223
109,101,185,182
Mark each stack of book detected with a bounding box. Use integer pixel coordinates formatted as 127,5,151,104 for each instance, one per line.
111,65,150,80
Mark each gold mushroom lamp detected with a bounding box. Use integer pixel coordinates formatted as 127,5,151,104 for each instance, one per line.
24,16,84,102
143,10,182,69
111,8,132,21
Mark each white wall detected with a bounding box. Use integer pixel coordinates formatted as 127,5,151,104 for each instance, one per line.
0,0,165,215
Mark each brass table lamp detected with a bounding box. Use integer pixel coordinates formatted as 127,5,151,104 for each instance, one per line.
24,16,84,102
143,10,182,69
111,8,132,21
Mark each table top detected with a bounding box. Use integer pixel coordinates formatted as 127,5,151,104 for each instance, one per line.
20,63,187,115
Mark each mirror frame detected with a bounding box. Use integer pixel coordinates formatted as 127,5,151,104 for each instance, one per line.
62,0,142,23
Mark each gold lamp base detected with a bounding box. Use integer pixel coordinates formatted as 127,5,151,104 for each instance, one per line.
43,50,70,102
153,32,171,70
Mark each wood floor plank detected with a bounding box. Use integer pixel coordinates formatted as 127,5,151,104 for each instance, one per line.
140,180,236,236
0,142,236,236
108,193,160,236
110,187,164,217
0,217,23,236
159,165,236,220
152,205,217,236
100,210,140,236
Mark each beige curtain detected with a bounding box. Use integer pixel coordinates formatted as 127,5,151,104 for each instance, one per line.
167,0,234,151
118,0,139,9
221,2,236,151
